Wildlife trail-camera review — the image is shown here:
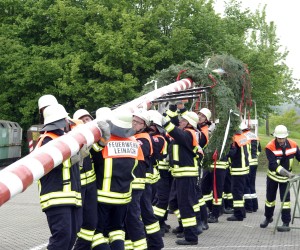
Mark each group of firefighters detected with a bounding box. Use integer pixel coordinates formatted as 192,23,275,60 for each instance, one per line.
34,94,300,250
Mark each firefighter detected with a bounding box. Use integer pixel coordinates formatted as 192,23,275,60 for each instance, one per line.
92,109,145,250
226,125,250,221
72,109,98,250
240,122,261,213
260,125,299,232
36,104,83,250
223,168,234,213
125,108,164,250
38,94,58,123
163,111,201,246
196,108,211,228
148,110,171,236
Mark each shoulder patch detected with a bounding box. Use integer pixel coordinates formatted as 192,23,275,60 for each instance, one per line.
153,137,159,142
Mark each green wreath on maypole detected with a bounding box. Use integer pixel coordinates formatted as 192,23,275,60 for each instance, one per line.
143,54,252,166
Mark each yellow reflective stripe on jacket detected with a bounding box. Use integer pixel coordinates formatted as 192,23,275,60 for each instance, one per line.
103,158,113,191
62,159,72,192
92,142,103,152
210,161,228,169
171,165,199,177
40,195,82,209
249,158,258,166
171,144,199,177
132,177,146,190
81,174,96,186
267,170,289,183
165,122,175,133
80,168,96,186
158,159,169,170
229,166,249,175
40,159,82,209
97,189,132,204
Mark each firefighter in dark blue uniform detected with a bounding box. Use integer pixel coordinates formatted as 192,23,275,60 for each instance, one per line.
260,125,299,232
37,104,82,250
240,122,261,213
148,110,171,236
196,108,211,228
72,109,98,250
226,127,250,221
163,111,201,245
125,109,164,250
92,109,145,249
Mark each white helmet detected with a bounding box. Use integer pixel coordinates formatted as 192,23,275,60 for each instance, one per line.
43,104,69,125
73,109,93,120
133,108,150,126
96,107,112,121
111,109,133,129
38,94,58,111
181,111,199,129
239,121,248,130
273,125,289,138
199,108,211,121
148,110,163,127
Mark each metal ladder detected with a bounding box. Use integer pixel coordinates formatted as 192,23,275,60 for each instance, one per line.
273,175,300,233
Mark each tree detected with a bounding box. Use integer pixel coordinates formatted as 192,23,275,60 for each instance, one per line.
0,0,298,141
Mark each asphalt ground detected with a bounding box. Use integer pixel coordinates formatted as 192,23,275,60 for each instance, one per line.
1,171,300,250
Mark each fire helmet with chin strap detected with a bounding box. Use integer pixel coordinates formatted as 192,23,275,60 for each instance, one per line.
133,108,150,126
181,111,199,129
38,94,58,111
199,108,211,121
73,109,93,120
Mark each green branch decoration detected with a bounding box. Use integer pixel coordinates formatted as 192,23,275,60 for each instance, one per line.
143,54,251,166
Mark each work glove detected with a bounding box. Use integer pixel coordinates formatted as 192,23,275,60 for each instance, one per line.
97,120,111,146
70,144,91,166
79,144,91,159
70,153,80,165
279,168,295,178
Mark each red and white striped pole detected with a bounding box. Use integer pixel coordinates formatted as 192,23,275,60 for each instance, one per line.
115,78,194,112
0,78,194,206
0,121,101,206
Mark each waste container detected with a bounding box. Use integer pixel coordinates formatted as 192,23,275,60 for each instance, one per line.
0,120,23,167
27,124,43,153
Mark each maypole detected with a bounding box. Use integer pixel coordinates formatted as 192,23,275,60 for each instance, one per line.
0,121,101,206
0,78,195,206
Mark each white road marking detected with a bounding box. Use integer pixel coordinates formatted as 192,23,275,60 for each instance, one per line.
29,243,48,250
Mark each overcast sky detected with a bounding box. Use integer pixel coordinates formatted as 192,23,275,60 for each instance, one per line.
214,0,300,80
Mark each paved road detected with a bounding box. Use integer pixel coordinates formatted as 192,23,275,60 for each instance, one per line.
0,171,300,250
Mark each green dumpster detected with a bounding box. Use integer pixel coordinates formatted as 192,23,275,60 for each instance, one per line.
0,120,22,167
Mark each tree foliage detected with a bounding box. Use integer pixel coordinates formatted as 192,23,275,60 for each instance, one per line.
0,0,298,143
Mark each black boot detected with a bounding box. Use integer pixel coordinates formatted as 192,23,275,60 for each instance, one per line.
196,222,203,235
172,224,183,234
175,239,198,245
227,215,243,221
224,207,234,214
260,217,273,228
207,215,218,223
277,222,290,232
